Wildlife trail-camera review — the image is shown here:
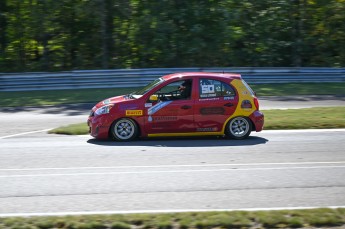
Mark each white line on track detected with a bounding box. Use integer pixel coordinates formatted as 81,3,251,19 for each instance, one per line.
1,165,344,178
0,129,52,139
0,128,344,140
0,206,344,218
1,161,344,171
261,128,345,133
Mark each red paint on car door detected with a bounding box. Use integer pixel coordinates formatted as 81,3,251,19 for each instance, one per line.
144,100,194,134
193,78,238,132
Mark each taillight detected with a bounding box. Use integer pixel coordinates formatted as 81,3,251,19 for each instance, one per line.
254,97,259,110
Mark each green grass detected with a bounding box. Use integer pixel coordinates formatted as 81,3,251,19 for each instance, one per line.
1,82,344,107
0,87,134,107
49,106,345,135
49,123,89,135
251,82,345,96
0,208,344,229
264,106,345,130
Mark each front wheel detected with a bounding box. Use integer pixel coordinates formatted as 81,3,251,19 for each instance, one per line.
225,117,252,140
111,118,138,141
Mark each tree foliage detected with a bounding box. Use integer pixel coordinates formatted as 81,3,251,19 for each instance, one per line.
0,0,344,72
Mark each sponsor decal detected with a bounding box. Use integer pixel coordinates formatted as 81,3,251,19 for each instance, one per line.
197,127,217,132
201,85,215,94
148,101,172,115
199,97,220,101
241,100,252,109
153,116,177,121
200,93,217,98
126,110,143,116
119,104,138,110
200,107,225,115
151,124,174,128
145,103,153,108
224,96,235,100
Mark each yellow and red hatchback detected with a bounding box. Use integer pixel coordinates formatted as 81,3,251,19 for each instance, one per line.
88,72,264,141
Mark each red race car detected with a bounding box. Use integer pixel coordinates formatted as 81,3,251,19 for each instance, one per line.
88,72,264,141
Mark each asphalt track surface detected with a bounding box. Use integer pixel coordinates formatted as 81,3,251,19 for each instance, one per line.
0,96,344,216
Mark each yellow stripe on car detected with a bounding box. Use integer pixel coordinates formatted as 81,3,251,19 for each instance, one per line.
219,79,256,133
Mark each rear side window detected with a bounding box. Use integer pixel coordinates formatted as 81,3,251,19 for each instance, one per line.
199,79,236,98
242,80,255,96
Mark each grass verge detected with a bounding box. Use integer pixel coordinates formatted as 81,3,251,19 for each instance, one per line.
0,208,344,228
49,106,345,135
49,123,89,135
1,82,344,107
263,106,345,129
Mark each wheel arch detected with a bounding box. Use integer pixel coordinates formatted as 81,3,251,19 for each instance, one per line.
108,117,142,140
225,115,252,139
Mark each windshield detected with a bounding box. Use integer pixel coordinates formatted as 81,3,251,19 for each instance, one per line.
131,78,164,96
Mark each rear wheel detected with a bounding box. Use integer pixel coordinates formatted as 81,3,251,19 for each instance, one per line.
225,117,252,140
111,118,138,141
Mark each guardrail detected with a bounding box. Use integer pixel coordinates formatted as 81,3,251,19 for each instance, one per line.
0,67,344,91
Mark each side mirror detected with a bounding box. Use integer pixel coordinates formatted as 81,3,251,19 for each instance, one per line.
149,94,158,101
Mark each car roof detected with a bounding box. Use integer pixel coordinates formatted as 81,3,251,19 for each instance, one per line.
161,72,242,81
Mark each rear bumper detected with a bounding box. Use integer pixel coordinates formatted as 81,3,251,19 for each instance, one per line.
250,110,264,132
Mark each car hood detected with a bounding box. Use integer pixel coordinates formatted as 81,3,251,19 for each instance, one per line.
91,95,127,111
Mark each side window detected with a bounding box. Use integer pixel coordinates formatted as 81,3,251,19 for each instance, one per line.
150,80,192,101
199,79,235,98
158,81,182,94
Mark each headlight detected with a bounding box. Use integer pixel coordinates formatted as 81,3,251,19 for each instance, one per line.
94,105,113,116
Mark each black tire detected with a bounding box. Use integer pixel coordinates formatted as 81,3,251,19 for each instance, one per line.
225,116,252,140
111,118,138,141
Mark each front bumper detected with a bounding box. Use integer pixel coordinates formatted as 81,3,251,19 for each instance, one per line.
249,110,264,132
87,116,111,139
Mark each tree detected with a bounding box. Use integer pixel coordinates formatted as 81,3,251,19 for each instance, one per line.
0,0,344,72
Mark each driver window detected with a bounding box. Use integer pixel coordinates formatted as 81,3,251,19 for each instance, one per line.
149,80,192,102
159,81,182,94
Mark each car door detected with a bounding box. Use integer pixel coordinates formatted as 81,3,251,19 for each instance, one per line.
193,78,238,133
144,79,195,135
